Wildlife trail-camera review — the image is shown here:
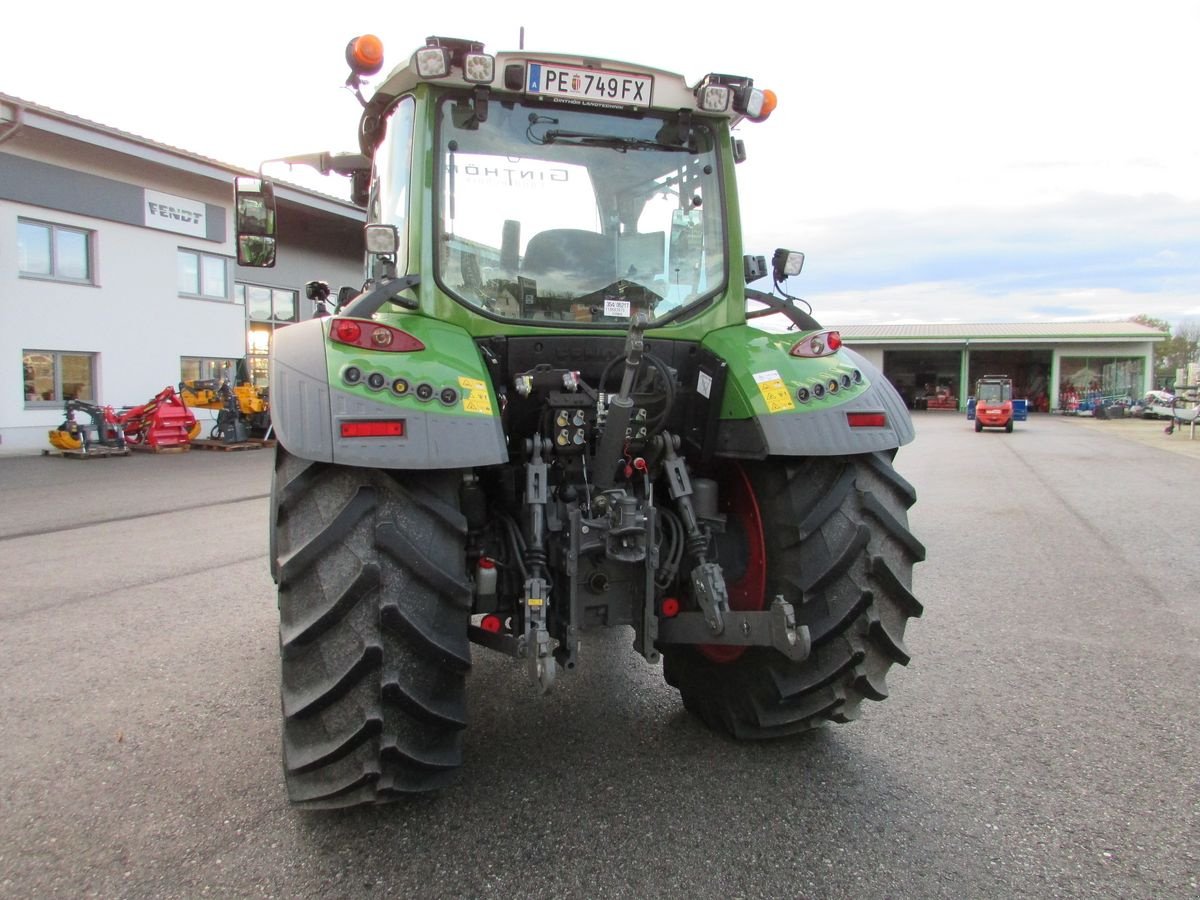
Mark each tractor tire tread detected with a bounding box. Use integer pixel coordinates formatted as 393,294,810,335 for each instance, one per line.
273,448,469,808
662,451,923,739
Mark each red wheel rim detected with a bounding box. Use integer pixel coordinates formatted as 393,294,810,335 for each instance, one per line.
699,462,767,663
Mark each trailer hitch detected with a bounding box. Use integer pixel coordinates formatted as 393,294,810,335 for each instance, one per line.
656,596,811,661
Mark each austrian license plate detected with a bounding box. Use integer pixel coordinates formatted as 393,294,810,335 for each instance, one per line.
525,62,652,107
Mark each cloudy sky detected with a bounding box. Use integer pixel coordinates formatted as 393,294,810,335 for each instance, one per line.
4,1,1197,327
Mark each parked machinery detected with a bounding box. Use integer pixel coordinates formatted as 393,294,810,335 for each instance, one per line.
47,400,127,452
179,379,270,443
118,386,199,448
49,387,200,452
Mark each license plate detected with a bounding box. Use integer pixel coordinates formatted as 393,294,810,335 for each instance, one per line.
525,62,652,107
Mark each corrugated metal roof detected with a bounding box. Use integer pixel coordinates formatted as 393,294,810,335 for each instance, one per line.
829,321,1170,342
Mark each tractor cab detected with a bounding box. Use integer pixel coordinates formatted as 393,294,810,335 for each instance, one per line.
974,374,1014,432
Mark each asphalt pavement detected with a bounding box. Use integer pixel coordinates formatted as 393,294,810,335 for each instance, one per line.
0,414,1197,899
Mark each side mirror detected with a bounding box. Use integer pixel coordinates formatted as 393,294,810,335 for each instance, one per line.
235,176,277,267
771,249,804,283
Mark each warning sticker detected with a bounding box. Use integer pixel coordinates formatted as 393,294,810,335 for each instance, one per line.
753,369,795,413
458,376,494,415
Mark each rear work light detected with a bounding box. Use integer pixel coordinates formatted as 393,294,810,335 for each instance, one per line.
847,412,887,428
414,46,451,78
789,330,842,358
330,318,425,352
341,420,405,438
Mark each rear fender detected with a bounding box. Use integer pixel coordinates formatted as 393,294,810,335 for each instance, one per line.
270,316,507,468
703,325,914,457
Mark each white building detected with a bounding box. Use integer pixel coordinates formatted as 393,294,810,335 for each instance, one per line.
1,93,364,454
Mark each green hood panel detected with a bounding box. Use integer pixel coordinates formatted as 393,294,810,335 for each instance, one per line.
326,315,498,419
702,325,915,456
703,325,871,419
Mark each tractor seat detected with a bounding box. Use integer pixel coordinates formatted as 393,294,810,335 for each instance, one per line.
522,229,614,286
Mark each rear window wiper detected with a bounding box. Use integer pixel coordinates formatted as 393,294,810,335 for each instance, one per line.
527,119,689,153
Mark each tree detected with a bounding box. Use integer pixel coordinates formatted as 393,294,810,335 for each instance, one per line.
1132,315,1200,388
1131,314,1171,333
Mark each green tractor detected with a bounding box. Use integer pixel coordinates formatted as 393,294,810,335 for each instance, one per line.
237,34,925,808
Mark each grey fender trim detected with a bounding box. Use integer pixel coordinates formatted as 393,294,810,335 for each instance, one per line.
270,319,508,469
327,387,508,469
270,320,335,462
718,347,915,457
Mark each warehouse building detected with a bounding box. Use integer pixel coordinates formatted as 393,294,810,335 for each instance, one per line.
0,93,364,454
833,321,1168,413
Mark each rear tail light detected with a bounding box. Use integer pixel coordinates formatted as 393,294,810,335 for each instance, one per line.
330,317,424,352
790,330,842,358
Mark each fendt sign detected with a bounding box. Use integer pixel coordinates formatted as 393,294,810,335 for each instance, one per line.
143,189,206,237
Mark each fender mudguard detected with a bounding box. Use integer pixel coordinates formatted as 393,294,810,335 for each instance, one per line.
270,316,507,469
702,325,914,458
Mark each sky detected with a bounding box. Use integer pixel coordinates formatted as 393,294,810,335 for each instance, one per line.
3,0,1198,328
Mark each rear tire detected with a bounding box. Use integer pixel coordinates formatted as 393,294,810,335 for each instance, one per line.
662,452,924,738
272,447,472,808
974,419,983,432
1005,420,1013,433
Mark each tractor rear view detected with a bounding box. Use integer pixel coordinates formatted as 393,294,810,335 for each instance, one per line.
237,34,925,808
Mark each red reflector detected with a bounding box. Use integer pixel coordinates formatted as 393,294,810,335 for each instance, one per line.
847,412,886,428
333,319,362,343
827,330,842,350
480,614,503,633
340,420,405,438
661,597,680,618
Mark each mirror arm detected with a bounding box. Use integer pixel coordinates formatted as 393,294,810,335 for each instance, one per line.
341,274,422,318
745,287,821,332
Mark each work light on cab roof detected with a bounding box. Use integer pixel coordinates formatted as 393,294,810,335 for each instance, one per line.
341,34,775,121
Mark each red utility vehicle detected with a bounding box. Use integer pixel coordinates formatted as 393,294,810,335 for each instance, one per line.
974,374,1014,432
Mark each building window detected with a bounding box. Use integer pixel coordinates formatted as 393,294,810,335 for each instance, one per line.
23,350,96,406
235,283,298,323
235,283,298,391
178,249,229,299
17,219,94,283
180,356,239,386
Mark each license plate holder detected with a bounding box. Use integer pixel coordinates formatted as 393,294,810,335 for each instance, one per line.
525,62,653,108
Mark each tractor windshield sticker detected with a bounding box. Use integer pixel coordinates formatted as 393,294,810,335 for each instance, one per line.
604,298,631,318
696,370,713,399
459,376,494,415
753,369,795,413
